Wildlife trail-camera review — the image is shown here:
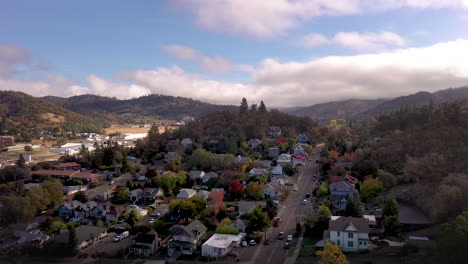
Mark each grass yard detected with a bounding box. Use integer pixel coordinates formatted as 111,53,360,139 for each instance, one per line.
302,237,319,246
299,247,316,256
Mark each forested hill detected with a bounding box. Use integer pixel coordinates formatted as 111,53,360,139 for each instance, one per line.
0,91,106,140
287,86,468,121
42,94,238,121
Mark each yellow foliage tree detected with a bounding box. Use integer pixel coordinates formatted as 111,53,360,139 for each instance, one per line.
316,241,350,264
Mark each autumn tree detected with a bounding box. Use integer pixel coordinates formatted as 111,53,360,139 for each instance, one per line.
246,182,264,200
208,190,224,216
316,241,350,264
230,180,244,200
328,150,340,161
360,178,383,199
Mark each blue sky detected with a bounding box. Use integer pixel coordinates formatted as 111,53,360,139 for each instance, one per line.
1,0,468,106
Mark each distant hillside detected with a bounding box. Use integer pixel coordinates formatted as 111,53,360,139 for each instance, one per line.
288,87,468,121
0,91,106,139
359,87,468,118
43,94,238,122
286,99,388,122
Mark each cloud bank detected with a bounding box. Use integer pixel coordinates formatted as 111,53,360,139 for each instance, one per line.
2,40,468,107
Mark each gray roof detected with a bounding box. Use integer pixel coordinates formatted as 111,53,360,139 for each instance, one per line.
170,219,208,239
141,188,162,198
329,217,370,233
238,201,266,214
330,180,355,192
177,188,197,197
54,225,107,244
61,200,82,210
190,171,205,179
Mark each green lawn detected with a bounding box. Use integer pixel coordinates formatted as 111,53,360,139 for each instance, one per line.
287,248,295,256
299,247,316,256
302,237,319,246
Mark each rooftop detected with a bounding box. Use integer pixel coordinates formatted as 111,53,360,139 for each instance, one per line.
203,233,245,249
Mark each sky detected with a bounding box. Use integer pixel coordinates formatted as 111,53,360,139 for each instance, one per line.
1,0,468,107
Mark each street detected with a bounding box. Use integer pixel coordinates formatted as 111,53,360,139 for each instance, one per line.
253,147,322,264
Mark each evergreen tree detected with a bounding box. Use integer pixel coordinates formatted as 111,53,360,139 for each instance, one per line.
18,154,26,168
68,225,77,247
259,100,267,113
240,98,248,115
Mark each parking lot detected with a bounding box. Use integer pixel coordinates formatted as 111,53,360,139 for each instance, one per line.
218,242,257,262
82,232,135,257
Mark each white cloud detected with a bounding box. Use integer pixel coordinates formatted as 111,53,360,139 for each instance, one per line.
171,0,468,39
298,31,406,51
161,44,201,61
0,44,30,77
161,44,249,74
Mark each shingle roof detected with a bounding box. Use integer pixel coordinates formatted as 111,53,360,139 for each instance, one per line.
329,217,370,233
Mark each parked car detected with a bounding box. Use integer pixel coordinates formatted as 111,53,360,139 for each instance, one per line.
284,242,291,249
287,235,293,241
278,232,285,240
110,181,115,185
305,193,310,198
113,235,122,242
274,221,280,227
250,240,256,246
241,241,248,247
264,239,270,245
228,251,239,257
150,212,160,217
148,218,156,224
293,187,298,191
273,200,280,205
302,199,308,205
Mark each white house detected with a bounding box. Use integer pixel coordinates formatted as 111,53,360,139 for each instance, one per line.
293,153,307,166
263,184,283,199
249,168,268,175
201,233,245,258
234,155,250,163
277,154,292,167
177,188,197,200
128,231,158,257
190,171,206,180
326,216,370,252
271,175,289,187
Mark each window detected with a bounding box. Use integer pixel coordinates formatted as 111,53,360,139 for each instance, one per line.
348,233,353,238
359,242,362,245
337,240,340,245
337,231,340,236
348,241,353,247
364,242,367,245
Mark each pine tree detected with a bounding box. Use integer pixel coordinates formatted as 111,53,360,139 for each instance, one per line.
240,98,248,115
18,154,26,168
259,100,267,113
68,225,78,247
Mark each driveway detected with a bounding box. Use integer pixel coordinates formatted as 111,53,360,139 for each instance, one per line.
82,232,135,257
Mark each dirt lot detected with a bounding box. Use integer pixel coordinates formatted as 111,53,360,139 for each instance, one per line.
105,125,151,135
82,232,135,257
0,148,61,163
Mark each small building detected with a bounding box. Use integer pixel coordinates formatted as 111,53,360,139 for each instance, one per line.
249,168,268,175
271,165,283,176
271,175,289,186
234,155,250,163
69,172,101,183
14,222,47,244
293,153,307,166
268,147,280,157
164,152,179,163
202,172,219,184
201,233,245,258
190,171,206,180
106,206,125,222
74,201,98,218
230,219,247,233
329,179,357,213
54,225,108,249
140,188,163,202
267,126,282,137
129,189,143,202
238,201,266,216
263,184,283,199
128,231,159,257
195,190,210,200
0,136,15,145
252,160,271,168
247,139,262,149
58,201,82,219
90,202,112,220
276,154,292,167
63,185,88,195
181,138,193,149
297,133,311,144
177,188,197,200
325,216,370,252
168,220,208,256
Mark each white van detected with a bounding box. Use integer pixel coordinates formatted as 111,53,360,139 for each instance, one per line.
120,231,129,239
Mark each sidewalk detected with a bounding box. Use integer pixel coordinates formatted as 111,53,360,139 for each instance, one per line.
283,236,304,264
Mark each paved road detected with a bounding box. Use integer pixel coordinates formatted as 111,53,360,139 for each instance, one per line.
253,147,322,264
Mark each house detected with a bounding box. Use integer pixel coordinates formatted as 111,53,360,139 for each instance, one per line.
54,225,108,249
74,201,98,218
201,233,245,258
297,133,311,144
252,160,271,168
90,202,112,219
268,147,280,157
277,154,292,166
129,188,143,202
263,184,283,199
234,155,250,163
125,205,148,217
128,231,159,257
58,201,82,219
202,172,219,183
140,188,163,202
325,216,370,252
177,188,197,200
230,219,247,233
31,170,78,181
271,175,289,187
330,174,358,184
106,206,125,222
195,190,210,200
14,222,48,244
137,175,147,181
190,171,206,180
293,144,309,155
0,136,14,145
329,180,357,213
168,220,208,256
53,162,81,171
293,153,308,166
249,168,268,175
267,126,282,137
211,188,225,195
181,138,193,149
238,201,266,216
271,165,283,175
164,152,179,163
247,139,262,149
